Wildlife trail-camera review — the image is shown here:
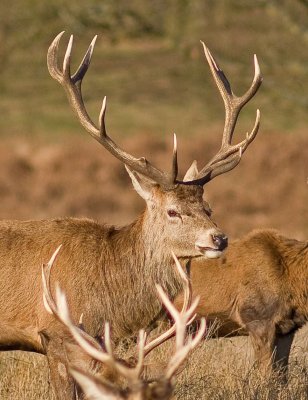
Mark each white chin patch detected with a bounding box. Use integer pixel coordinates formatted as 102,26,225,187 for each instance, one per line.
204,250,223,259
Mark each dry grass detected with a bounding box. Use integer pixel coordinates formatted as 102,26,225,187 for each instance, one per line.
1,325,307,399
173,342,308,400
144,323,308,400
0,352,54,399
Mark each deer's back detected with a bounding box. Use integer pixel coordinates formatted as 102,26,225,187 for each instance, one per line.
0,217,114,351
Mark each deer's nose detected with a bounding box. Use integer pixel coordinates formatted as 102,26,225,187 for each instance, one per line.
211,233,228,251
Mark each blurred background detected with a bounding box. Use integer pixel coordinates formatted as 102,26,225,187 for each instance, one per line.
0,0,307,239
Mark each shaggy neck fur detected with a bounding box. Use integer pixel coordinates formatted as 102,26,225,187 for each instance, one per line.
100,210,183,338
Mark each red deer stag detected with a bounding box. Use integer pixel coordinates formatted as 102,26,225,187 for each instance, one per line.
175,229,308,376
0,32,261,399
42,247,206,400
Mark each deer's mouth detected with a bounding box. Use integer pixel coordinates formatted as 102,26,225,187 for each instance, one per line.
195,245,223,259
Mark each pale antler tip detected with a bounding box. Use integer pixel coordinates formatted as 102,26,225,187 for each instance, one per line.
172,252,188,283
91,35,98,47
255,109,261,126
55,284,71,323
99,97,107,134
68,34,74,47
138,329,146,342
173,133,177,147
55,31,66,41
253,54,261,78
87,36,98,59
104,321,114,356
171,250,182,269
155,283,163,293
201,41,210,56
200,40,207,50
51,31,66,46
201,43,218,73
63,36,73,73
47,244,63,266
191,295,200,311
194,317,207,342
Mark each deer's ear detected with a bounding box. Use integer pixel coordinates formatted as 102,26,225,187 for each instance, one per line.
125,165,156,202
183,160,199,182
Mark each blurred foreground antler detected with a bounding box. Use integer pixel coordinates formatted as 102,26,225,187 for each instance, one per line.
42,247,206,400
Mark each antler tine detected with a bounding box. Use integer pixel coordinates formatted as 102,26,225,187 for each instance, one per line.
42,245,63,315
171,133,178,183
42,248,105,356
47,32,176,189
201,42,262,146
72,36,97,84
133,329,147,378
47,31,66,83
155,284,206,380
55,284,142,379
48,276,145,383
166,318,206,380
142,253,193,357
171,252,192,315
156,285,200,350
102,322,145,383
42,247,148,385
69,367,119,400
181,42,262,186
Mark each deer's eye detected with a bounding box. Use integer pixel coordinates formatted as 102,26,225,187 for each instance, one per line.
205,209,211,217
167,209,180,218
203,205,212,217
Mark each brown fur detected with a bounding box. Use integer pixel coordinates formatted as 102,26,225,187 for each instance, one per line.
0,181,225,399
175,229,308,374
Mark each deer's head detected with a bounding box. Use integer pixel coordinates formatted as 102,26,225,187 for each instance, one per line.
47,33,262,260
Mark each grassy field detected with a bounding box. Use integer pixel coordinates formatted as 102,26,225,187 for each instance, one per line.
0,324,307,399
1,1,308,139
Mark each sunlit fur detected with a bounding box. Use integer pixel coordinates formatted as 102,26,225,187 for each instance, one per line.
175,229,308,376
0,180,224,399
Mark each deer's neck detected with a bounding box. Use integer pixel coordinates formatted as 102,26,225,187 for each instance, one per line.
103,210,183,338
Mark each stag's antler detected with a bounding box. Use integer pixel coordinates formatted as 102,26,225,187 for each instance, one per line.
47,33,261,188
183,43,262,186
47,32,177,190
142,252,195,357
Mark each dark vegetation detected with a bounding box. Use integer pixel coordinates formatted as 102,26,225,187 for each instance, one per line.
1,0,308,136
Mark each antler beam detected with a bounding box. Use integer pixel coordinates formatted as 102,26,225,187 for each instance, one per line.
47,32,177,189
48,33,262,188
179,43,262,186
